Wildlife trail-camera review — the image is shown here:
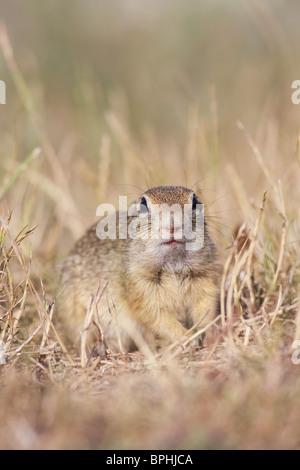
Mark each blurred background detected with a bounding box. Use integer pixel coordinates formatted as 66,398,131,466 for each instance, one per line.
1,0,300,450
0,0,300,264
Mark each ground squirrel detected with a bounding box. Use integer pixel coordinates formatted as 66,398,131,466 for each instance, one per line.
57,186,220,353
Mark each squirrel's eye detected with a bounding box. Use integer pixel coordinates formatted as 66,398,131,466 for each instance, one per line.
140,197,148,210
192,194,198,210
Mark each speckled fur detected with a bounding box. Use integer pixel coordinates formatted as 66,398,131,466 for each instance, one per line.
56,186,220,352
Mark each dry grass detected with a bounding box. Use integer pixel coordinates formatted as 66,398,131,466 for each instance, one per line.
0,0,300,450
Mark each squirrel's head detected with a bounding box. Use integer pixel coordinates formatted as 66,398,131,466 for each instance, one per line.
129,186,205,258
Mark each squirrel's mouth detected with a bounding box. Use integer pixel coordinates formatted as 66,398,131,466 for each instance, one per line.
161,239,184,247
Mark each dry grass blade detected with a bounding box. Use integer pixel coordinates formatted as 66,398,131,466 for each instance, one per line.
40,301,55,350
182,314,222,348
8,319,45,358
270,284,283,327
49,321,75,366
270,180,287,291
97,135,112,202
245,191,267,307
0,148,41,200
220,222,246,326
237,121,275,190
80,281,108,368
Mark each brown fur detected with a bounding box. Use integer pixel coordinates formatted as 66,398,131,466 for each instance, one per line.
56,186,220,352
